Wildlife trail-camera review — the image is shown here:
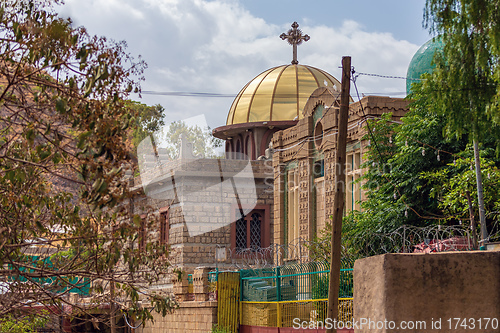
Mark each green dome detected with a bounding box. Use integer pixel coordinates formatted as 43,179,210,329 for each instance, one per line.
406,37,443,94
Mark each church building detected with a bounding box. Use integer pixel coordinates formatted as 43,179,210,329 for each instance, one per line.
212,22,410,260
132,21,412,275
130,21,414,332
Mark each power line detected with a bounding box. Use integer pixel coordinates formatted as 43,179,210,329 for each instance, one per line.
140,89,408,98
340,67,423,81
356,71,422,81
141,91,235,98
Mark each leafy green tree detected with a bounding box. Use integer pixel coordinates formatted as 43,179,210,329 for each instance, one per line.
130,101,165,149
421,154,500,243
313,1,500,257
310,101,472,258
0,313,48,333
422,0,500,244
312,95,499,258
342,109,466,253
156,120,223,159
0,0,174,325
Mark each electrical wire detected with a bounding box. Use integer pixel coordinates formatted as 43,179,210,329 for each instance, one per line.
140,68,495,99
140,90,407,98
355,71,422,81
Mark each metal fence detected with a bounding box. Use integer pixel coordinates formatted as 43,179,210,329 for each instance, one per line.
239,260,353,302
240,298,353,328
237,260,353,328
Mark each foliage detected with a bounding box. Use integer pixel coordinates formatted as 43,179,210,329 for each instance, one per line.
419,0,500,243
0,0,174,323
0,313,48,333
421,154,500,234
307,220,333,262
316,95,499,257
129,101,165,150
422,0,500,142
211,324,232,333
340,108,467,256
312,0,500,256
155,120,223,159
311,274,328,321
313,103,495,257
311,274,329,300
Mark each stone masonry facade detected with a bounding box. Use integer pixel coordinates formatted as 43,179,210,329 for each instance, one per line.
272,88,410,258
129,158,274,291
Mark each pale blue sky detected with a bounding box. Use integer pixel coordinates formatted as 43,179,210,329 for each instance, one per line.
240,0,429,45
60,0,431,128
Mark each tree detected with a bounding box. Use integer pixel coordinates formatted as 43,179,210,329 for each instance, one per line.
340,109,466,255
129,101,165,150
155,120,224,159
310,88,500,259
422,0,500,245
0,0,175,327
311,108,499,259
0,313,48,333
421,154,500,243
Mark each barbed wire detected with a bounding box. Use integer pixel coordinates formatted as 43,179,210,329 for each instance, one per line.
208,223,499,271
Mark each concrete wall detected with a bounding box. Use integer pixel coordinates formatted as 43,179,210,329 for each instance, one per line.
354,251,500,333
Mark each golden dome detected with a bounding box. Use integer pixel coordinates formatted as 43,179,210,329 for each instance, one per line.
226,64,341,125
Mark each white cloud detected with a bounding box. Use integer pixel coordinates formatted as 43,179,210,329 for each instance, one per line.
59,0,420,128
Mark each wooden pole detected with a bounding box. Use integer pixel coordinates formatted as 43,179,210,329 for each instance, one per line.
326,56,351,333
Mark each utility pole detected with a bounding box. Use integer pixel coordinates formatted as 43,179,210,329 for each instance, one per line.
326,56,351,333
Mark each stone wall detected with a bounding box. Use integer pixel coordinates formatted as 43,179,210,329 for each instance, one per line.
138,301,217,333
129,159,274,270
354,251,500,333
125,158,274,301
134,266,218,333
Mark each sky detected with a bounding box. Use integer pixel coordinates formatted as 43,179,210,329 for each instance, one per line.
58,0,431,129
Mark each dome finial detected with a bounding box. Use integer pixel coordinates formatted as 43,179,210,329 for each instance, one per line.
280,22,310,65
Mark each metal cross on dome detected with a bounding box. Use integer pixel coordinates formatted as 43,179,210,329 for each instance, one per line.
280,22,310,65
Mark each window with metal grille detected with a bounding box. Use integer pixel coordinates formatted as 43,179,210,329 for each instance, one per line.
235,216,247,251
234,210,263,252
250,213,261,249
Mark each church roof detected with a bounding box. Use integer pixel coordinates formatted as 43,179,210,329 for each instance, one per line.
226,64,341,125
